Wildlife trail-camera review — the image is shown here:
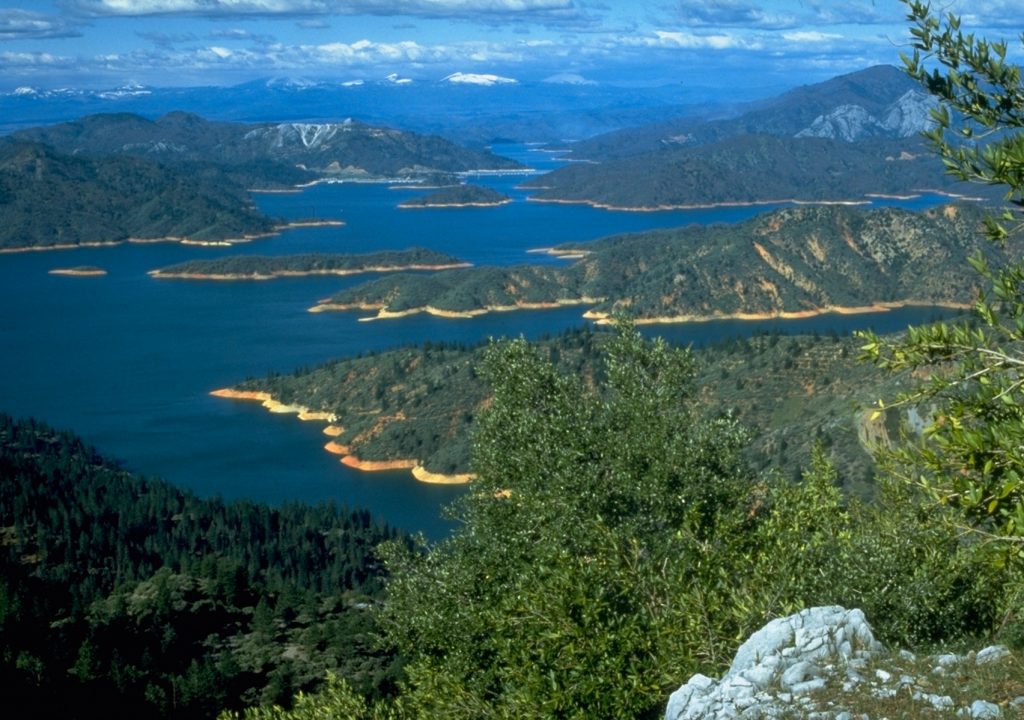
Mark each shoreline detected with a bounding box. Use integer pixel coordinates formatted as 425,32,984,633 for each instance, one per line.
522,189,984,213
398,199,513,210
210,387,473,484
48,266,107,277
150,261,472,281
583,300,973,325
0,219,343,255
310,296,971,325
309,297,604,319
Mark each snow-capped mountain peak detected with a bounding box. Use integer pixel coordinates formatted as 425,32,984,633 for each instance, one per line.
384,73,413,85
442,72,517,86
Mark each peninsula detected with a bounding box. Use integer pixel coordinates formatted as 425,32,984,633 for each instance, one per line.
308,203,1001,323
149,248,471,280
214,327,932,496
398,184,512,209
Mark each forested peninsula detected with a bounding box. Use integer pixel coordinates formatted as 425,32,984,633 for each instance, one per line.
521,135,969,211
149,248,470,280
0,139,278,250
398,184,511,208
217,326,923,494
309,203,996,322
0,414,408,719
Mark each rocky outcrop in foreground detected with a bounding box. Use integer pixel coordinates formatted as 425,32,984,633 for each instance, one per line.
665,606,1023,720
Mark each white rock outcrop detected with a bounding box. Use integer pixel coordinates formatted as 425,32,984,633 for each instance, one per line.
664,606,1019,720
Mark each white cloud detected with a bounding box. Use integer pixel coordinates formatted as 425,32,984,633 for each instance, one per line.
782,31,842,43
672,0,797,29
0,9,81,40
58,0,580,21
0,50,74,66
644,30,753,51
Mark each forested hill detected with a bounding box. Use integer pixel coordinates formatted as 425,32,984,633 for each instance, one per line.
149,248,470,280
12,111,524,189
565,64,929,161
0,414,408,719
226,326,918,494
0,139,277,249
521,134,965,209
519,64,976,210
311,203,999,321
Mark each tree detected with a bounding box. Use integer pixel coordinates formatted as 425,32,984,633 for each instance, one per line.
375,323,818,719
859,1,1024,558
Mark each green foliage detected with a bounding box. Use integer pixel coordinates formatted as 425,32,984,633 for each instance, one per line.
373,324,922,718
398,184,510,208
0,139,277,248
522,134,967,209
859,3,1024,562
151,248,467,280
321,203,1005,321
0,414,407,718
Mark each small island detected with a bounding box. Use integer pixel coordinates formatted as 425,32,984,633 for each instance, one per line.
48,266,107,277
149,248,471,280
398,184,512,209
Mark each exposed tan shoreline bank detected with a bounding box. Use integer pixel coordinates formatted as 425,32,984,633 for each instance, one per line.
582,300,973,325
398,199,513,209
150,261,471,281
310,296,968,325
0,220,343,254
210,388,472,484
309,297,604,319
523,189,982,213
48,267,107,277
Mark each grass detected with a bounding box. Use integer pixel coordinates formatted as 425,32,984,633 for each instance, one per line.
784,645,1024,719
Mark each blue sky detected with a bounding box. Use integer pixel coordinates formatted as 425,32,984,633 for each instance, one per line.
1,1,1022,91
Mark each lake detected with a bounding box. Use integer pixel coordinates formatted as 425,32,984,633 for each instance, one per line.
0,144,961,537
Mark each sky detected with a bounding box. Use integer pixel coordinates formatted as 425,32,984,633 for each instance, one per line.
1,1,1022,92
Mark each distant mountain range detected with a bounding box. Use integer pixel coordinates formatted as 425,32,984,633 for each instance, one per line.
0,112,523,249
521,65,976,209
12,112,522,190
0,75,745,147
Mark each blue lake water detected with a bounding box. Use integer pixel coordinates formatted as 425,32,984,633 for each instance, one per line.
0,144,964,537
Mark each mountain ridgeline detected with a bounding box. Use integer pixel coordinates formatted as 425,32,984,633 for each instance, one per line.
522,65,982,209
311,203,997,321
0,139,278,249
0,111,524,249
12,111,524,190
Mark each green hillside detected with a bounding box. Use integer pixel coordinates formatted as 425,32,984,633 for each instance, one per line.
13,112,523,190
149,248,469,280
398,184,511,208
0,139,277,249
311,203,1000,321
521,135,972,209
223,326,934,494
0,414,407,719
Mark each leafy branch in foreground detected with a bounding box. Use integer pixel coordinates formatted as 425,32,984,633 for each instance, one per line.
859,2,1024,555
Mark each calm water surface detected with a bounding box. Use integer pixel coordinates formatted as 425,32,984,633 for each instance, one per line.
0,145,961,537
